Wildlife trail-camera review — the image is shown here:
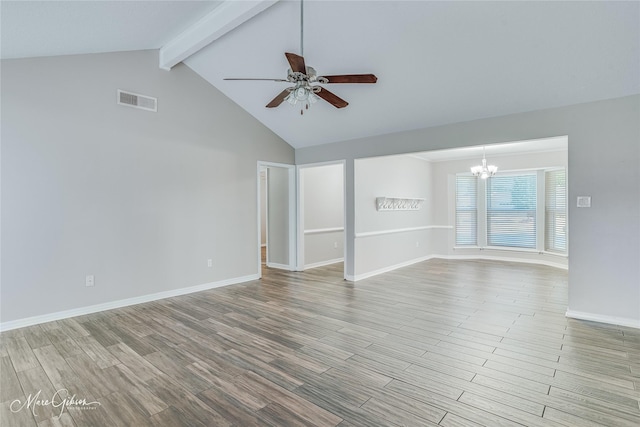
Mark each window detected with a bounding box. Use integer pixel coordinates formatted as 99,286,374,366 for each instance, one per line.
455,168,567,253
486,174,537,249
455,175,477,245
545,169,567,253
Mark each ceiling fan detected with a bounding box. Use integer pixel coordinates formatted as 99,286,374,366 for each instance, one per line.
224,0,377,114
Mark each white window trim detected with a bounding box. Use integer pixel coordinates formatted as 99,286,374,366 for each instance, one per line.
544,168,568,254
454,167,567,255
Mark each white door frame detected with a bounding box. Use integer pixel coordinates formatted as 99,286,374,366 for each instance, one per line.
296,160,347,280
257,161,297,277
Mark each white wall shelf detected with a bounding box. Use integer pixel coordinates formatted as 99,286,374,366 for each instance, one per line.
376,197,425,211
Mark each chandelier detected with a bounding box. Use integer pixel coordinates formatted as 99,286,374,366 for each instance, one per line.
470,147,497,179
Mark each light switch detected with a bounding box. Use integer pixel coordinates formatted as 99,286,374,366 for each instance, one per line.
577,196,591,208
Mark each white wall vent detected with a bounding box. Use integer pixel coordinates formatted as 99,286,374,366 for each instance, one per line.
117,90,157,112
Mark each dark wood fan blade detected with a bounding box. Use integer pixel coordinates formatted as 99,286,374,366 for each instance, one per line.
266,89,290,108
224,78,289,82
316,88,348,108
285,52,306,74
321,74,377,84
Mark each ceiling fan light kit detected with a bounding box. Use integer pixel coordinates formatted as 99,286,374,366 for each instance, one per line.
285,83,320,114
224,0,377,114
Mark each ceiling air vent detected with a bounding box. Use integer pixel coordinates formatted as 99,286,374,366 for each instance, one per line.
117,89,157,112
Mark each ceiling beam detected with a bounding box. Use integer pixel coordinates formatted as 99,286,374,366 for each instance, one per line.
159,0,280,70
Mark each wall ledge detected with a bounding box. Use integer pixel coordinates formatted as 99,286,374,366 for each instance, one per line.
0,274,259,332
355,225,452,238
566,309,640,329
304,227,344,235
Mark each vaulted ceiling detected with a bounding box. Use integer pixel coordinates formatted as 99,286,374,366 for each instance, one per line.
2,1,639,150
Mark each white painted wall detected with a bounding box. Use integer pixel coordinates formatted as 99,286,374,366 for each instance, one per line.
301,164,344,269
0,50,294,326
356,155,433,233
354,155,434,278
296,95,640,328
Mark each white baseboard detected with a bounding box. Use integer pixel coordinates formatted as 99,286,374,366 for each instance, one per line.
566,309,640,329
0,274,259,332
266,262,292,270
347,255,436,281
303,258,344,270
443,254,568,270
346,252,567,282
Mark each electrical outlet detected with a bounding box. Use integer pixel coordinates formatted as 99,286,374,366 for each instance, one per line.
416,241,420,247
334,241,338,249
207,259,213,268
85,275,95,287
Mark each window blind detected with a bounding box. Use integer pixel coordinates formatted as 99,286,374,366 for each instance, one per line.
455,175,477,246
486,174,537,248
545,169,567,253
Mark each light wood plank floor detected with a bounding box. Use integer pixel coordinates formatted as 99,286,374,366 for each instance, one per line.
2,259,639,426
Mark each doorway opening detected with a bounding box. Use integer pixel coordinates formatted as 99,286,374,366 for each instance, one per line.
257,162,296,278
297,161,346,279
350,135,568,281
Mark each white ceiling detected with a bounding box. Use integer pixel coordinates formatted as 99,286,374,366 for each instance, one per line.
0,1,223,59
2,1,639,151
186,0,639,149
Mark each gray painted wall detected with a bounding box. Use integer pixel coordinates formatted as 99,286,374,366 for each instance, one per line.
266,166,290,267
1,50,294,324
260,170,267,246
303,165,344,231
301,164,344,268
297,95,640,325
